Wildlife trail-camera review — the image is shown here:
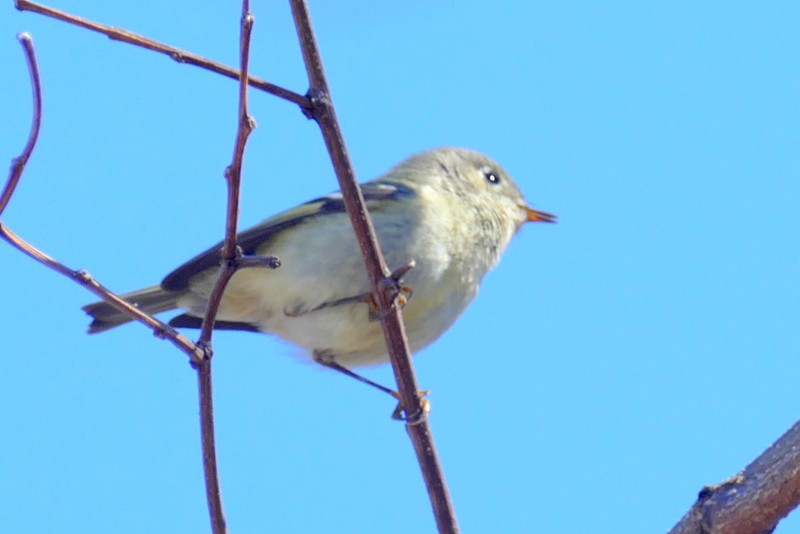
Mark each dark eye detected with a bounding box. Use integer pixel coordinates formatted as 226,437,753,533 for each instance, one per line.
484,170,501,185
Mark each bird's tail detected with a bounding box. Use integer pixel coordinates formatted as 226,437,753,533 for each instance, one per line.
82,285,180,334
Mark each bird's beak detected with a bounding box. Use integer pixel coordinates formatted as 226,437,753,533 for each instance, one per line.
522,206,557,223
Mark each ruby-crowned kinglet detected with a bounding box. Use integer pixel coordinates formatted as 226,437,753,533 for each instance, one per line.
83,148,555,369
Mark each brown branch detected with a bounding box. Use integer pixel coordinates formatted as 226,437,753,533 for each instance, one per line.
197,5,257,347
14,0,311,112
669,420,800,534
0,223,202,358
195,362,225,534
1,33,40,215
0,34,203,363
191,3,276,533
189,3,260,534
288,2,460,532
7,9,276,534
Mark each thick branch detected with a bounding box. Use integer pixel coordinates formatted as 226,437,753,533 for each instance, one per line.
288,2,459,533
14,0,311,112
669,420,800,534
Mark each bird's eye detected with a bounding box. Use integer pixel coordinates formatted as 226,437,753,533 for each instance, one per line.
484,169,501,185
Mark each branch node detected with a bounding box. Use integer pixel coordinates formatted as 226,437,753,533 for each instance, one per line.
698,473,746,502
303,87,330,121
74,269,92,283
194,340,213,364
225,244,244,265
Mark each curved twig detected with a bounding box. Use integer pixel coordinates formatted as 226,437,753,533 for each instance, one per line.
1,33,40,215
0,34,203,362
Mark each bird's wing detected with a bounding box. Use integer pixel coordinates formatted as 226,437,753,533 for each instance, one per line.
160,180,414,292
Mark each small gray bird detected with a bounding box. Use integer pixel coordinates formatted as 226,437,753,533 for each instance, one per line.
83,148,555,373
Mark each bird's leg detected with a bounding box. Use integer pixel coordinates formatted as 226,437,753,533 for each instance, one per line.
312,349,430,420
313,349,397,396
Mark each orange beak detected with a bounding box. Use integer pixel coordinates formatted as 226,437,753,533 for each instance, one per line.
523,206,557,223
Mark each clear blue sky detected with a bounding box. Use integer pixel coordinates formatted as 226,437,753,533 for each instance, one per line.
2,2,799,533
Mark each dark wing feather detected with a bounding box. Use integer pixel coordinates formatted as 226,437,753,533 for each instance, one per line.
168,313,261,332
161,181,413,292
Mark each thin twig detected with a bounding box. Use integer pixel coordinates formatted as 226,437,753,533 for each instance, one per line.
0,223,202,358
288,2,460,532
1,33,40,215
198,6,257,346
193,4,258,534
235,256,282,270
14,0,311,112
0,34,204,363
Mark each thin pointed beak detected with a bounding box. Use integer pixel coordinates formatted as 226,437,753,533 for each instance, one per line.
522,206,557,223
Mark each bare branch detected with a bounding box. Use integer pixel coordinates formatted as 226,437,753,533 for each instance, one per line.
192,4,262,533
14,0,311,112
1,33,40,215
235,255,281,270
5,9,275,534
669,420,800,534
288,2,460,532
195,359,225,534
0,224,202,358
0,34,204,363
198,6,257,347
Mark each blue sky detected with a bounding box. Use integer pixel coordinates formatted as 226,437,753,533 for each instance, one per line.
1,2,799,532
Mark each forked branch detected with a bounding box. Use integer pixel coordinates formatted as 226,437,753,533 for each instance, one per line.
1,34,203,362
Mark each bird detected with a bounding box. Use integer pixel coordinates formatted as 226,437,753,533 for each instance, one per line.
83,147,555,381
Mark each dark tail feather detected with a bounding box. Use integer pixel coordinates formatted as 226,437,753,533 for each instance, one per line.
82,285,180,334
